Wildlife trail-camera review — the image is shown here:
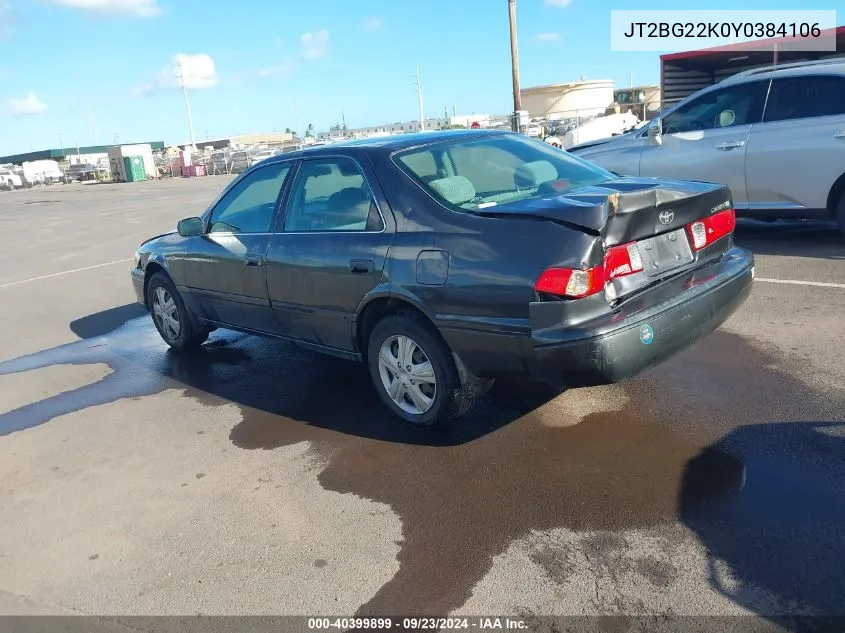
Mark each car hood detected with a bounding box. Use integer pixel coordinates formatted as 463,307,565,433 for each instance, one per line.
139,230,179,249
568,137,618,152
473,177,732,246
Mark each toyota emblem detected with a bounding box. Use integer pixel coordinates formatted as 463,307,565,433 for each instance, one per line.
658,210,675,225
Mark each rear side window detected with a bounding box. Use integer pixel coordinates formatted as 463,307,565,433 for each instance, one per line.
763,76,845,122
283,157,384,232
394,134,612,212
662,81,769,133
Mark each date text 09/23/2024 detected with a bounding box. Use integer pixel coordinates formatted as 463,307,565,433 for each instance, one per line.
307,617,528,630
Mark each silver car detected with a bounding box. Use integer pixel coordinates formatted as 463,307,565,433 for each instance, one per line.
569,59,845,237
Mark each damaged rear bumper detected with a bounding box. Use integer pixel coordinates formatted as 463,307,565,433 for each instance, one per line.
529,246,754,388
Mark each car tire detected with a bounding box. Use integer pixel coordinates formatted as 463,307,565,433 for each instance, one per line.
836,192,845,239
146,271,209,351
367,311,475,428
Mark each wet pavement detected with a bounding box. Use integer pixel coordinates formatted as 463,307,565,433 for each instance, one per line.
1,180,844,622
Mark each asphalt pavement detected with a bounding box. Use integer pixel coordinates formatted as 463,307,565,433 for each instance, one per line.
0,179,844,626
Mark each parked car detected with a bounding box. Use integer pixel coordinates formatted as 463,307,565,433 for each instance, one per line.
21,159,63,186
569,59,845,236
64,163,99,182
131,130,754,428
0,170,22,190
248,148,281,166
561,112,641,149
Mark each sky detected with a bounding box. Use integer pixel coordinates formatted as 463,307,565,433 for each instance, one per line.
0,0,840,154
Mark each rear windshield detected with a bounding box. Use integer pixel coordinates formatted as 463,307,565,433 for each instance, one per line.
393,133,613,212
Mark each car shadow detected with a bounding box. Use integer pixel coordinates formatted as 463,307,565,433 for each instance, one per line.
69,303,148,339
4,304,553,446
734,220,844,260
680,420,845,620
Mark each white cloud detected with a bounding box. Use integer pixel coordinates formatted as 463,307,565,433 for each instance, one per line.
43,0,161,17
362,16,383,32
170,53,218,89
8,91,48,116
544,0,573,6
136,53,219,96
300,29,329,60
536,32,560,41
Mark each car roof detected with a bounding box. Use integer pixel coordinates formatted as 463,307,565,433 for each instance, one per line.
719,58,845,86
268,129,512,162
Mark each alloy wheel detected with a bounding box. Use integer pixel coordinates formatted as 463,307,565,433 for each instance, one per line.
152,285,181,341
377,334,437,416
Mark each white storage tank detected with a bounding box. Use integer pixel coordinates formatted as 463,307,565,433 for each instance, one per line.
521,79,615,120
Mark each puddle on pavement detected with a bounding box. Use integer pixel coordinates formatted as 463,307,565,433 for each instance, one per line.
1,306,843,615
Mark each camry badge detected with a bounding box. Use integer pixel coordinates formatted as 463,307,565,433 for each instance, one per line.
658,210,674,225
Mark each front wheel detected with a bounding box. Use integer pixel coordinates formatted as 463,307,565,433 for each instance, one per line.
146,272,209,350
367,312,476,428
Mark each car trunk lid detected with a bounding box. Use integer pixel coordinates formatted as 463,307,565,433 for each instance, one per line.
473,176,733,247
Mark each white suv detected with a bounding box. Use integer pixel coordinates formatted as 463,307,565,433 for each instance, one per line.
569,59,845,236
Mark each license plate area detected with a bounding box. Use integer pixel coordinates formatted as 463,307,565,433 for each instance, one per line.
638,228,694,278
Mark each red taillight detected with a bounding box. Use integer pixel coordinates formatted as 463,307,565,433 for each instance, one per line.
535,240,644,299
535,266,605,298
604,242,644,280
686,209,736,251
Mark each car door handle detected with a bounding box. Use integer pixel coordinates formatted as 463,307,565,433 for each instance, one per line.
715,141,746,151
244,254,262,267
834,131,845,140
349,259,374,274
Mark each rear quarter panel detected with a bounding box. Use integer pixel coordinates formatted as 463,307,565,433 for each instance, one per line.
366,149,603,376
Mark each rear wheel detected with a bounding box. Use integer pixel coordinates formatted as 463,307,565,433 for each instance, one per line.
367,312,476,428
836,193,845,239
146,272,209,350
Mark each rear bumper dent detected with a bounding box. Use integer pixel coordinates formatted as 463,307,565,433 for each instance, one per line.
531,247,754,388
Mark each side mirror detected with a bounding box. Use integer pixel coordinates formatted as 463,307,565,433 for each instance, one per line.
177,217,204,237
647,121,663,146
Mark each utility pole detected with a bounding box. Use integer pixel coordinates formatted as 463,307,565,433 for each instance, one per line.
58,133,63,150
88,104,99,146
508,0,523,132
177,59,197,150
414,66,425,131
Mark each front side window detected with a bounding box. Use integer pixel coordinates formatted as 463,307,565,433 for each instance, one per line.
662,81,769,134
283,157,383,232
208,162,290,233
763,76,845,123
393,134,612,212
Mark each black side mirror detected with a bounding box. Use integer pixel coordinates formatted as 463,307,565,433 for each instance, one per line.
177,217,204,237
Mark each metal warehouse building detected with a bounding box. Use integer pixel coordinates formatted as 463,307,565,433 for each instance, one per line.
660,26,845,110
0,142,165,166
